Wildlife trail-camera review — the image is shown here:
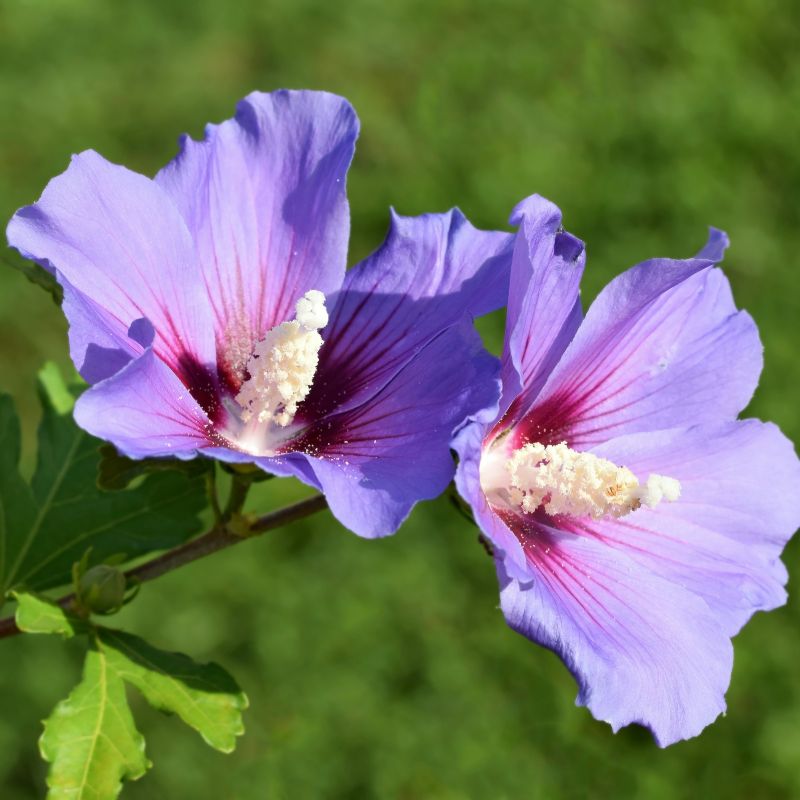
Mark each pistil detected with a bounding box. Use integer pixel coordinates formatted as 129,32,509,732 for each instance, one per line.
483,440,680,520
235,290,328,430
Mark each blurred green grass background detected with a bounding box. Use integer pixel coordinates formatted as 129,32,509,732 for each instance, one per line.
1,0,799,797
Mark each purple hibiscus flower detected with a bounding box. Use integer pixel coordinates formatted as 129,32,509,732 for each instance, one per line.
454,194,800,746
7,90,512,538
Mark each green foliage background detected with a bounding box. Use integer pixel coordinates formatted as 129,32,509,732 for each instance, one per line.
1,0,799,797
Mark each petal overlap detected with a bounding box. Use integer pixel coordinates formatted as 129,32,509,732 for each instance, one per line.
301,209,512,421
296,318,501,537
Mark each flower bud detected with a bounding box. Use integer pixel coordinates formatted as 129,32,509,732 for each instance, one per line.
78,564,127,614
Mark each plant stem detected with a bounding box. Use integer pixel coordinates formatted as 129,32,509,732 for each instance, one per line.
206,468,224,525
0,494,328,641
223,472,252,521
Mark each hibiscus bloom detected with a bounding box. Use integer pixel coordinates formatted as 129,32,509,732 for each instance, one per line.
454,194,800,745
7,90,511,538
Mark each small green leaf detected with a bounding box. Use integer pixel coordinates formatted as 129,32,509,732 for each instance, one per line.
40,640,150,800
99,628,248,753
97,444,211,491
12,592,81,638
4,253,63,305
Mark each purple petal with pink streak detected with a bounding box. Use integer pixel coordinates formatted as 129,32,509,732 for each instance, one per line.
496,517,732,747
291,317,500,538
514,255,762,448
7,150,216,382
497,195,585,429
300,208,511,422
155,90,358,391
74,348,214,459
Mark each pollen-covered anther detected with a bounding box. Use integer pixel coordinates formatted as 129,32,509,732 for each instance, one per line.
235,290,328,427
506,441,680,519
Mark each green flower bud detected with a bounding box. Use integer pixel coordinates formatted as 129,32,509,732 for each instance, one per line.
78,564,127,614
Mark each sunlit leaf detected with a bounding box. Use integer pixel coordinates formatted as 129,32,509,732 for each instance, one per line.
99,628,248,753
12,592,81,638
40,639,150,800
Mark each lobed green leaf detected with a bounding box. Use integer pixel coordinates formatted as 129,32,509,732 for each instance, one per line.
99,628,248,753
40,640,150,800
37,627,247,798
0,367,209,603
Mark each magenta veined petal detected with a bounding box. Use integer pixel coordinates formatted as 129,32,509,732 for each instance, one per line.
301,208,512,422
7,150,216,383
74,348,213,459
454,192,800,746
155,90,359,391
292,318,501,538
498,194,585,427
514,255,762,448
496,521,732,748
7,90,513,542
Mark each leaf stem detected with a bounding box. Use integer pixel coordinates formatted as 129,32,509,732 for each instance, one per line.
0,494,328,641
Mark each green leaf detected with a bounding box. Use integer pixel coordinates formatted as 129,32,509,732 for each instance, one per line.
40,639,150,800
3,253,63,305
12,592,81,637
99,628,248,753
38,361,77,415
0,395,37,596
36,628,246,797
0,368,208,601
97,444,211,491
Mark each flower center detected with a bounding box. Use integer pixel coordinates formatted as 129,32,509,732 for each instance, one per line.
482,440,680,519
235,290,328,429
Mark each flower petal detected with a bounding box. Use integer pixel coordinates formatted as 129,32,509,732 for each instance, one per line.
74,348,214,459
518,246,762,447
7,150,215,380
59,276,147,384
301,208,512,421
696,227,730,262
496,517,732,746
452,421,530,579
582,420,800,633
155,90,358,386
294,318,501,538
498,195,585,426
